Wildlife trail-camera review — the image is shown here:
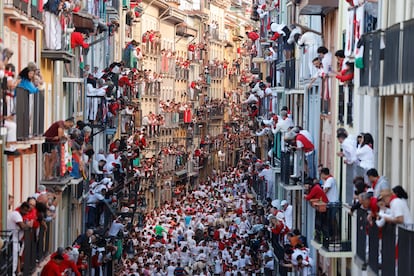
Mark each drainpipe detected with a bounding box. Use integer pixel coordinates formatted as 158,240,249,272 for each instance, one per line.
0,2,7,230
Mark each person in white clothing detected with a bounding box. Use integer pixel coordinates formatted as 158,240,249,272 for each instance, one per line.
108,217,124,237
356,133,375,171
337,128,358,203
336,128,357,164
281,200,293,230
320,167,339,203
317,46,333,76
259,162,274,199
7,202,32,275
378,189,413,225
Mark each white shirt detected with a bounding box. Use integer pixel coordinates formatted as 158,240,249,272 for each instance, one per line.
243,93,258,104
321,52,333,75
255,127,271,137
283,205,293,230
258,168,273,184
356,144,374,170
7,211,23,242
322,176,339,202
272,117,294,152
108,220,124,236
390,198,413,225
341,136,357,164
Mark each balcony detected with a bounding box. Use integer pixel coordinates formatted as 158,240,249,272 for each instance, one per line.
4,0,43,28
299,0,338,15
142,82,161,98
209,66,225,79
359,31,382,88
160,7,186,24
176,24,198,38
379,19,414,95
40,141,73,186
176,68,190,81
355,209,414,274
163,112,179,128
0,231,13,275
22,225,51,275
285,59,296,89
312,203,352,256
209,106,224,120
15,87,45,144
106,0,121,13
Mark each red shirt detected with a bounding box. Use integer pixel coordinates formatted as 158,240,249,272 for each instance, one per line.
71,32,89,49
22,207,40,228
336,70,354,82
296,133,314,153
41,259,62,276
305,184,329,203
44,120,64,141
50,252,81,276
369,197,379,217
248,31,259,41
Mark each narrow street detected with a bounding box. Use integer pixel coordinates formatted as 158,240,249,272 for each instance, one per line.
2,0,414,275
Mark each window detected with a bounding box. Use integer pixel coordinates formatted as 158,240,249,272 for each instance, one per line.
338,85,345,124
346,85,354,126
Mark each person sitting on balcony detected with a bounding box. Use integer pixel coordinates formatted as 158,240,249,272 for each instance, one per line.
320,167,339,203
367,168,390,198
304,178,329,203
377,189,413,225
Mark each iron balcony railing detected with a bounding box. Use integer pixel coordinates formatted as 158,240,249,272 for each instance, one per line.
175,68,190,81
15,87,45,141
0,231,13,276
209,106,224,119
22,224,51,275
359,30,382,87
285,59,296,89
355,208,414,274
208,66,225,79
314,203,352,252
41,141,73,183
402,19,414,83
4,0,43,21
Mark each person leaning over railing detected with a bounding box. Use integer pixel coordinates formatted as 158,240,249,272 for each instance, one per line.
7,201,32,275
377,189,413,225
43,117,75,180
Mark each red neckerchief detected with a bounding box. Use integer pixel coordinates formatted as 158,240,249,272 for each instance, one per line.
386,194,398,208
372,178,378,189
